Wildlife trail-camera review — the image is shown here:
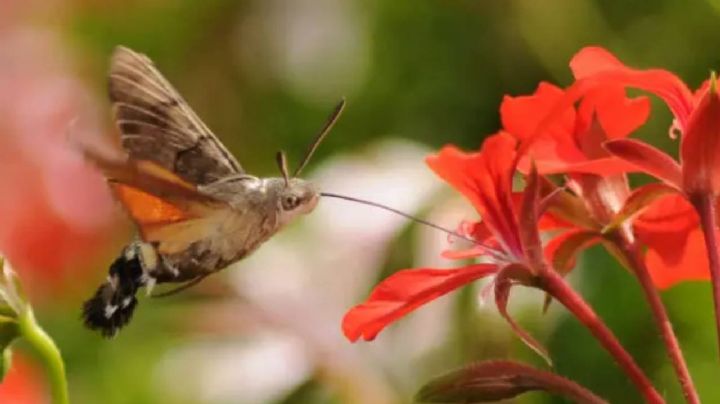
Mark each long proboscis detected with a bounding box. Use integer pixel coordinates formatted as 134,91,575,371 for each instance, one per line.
293,98,346,177
320,193,506,260
321,192,476,243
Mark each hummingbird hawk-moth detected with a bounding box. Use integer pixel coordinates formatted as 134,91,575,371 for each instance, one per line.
80,46,345,337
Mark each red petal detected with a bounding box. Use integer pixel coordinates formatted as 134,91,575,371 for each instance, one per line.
502,83,586,175
505,81,648,177
634,194,697,233
577,85,650,140
694,79,711,102
500,82,575,141
680,85,720,195
342,264,498,341
536,156,640,176
644,227,711,289
570,47,694,127
441,247,489,260
427,134,523,256
569,46,626,77
604,139,683,189
634,195,708,288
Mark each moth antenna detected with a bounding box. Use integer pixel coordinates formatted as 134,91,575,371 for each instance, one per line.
320,192,505,259
276,151,290,186
293,98,346,177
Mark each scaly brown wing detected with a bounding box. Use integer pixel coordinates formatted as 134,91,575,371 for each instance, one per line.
72,133,229,252
109,46,243,185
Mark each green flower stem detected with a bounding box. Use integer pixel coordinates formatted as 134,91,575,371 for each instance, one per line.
17,307,69,404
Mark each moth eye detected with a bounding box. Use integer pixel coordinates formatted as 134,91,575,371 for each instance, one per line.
283,195,301,210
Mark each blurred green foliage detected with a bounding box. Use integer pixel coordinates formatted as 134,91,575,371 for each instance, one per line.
17,0,720,402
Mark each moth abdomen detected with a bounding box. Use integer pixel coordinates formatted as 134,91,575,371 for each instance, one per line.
82,246,148,337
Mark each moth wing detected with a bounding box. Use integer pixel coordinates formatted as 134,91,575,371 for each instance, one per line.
141,213,232,256
110,183,207,227
114,184,231,255
109,46,243,185
73,133,228,251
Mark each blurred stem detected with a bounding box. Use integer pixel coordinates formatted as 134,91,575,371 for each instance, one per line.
17,306,69,404
609,235,700,404
541,269,664,404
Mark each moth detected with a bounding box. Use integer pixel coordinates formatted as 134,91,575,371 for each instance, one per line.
80,46,460,338
80,46,344,337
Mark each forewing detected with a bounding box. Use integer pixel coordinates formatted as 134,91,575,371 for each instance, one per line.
115,183,232,255
72,132,227,247
109,46,243,185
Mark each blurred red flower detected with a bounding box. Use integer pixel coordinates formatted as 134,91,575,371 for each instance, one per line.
0,354,47,404
0,30,117,296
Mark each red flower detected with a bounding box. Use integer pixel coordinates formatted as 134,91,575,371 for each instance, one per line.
513,46,712,288
428,134,524,259
0,30,117,296
499,73,641,280
564,46,715,288
568,47,718,198
0,354,47,404
343,134,552,362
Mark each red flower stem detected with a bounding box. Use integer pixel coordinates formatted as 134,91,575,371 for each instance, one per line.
612,238,699,404
541,270,664,404
694,194,720,359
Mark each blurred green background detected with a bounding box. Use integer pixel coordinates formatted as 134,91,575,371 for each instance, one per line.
3,0,720,403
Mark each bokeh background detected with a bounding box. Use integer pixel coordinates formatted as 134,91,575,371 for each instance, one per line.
1,0,720,403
